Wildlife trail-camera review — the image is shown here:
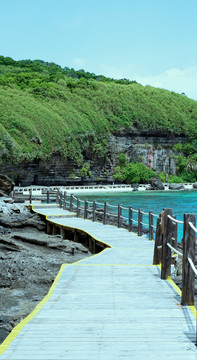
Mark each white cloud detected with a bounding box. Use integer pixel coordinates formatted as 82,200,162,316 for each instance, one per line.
98,63,197,101
134,66,197,101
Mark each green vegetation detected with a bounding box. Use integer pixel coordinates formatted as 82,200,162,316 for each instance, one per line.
114,161,156,184
79,162,90,177
119,153,126,168
0,55,197,170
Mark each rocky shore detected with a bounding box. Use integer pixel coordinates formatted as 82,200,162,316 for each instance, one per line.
0,198,91,344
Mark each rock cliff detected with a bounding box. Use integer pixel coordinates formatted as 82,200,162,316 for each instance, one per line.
0,130,186,186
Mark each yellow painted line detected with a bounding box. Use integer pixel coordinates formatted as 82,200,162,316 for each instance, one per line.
44,216,112,249
189,305,197,318
31,205,154,267
72,248,110,264
72,263,156,266
167,276,182,297
31,205,111,249
0,264,66,355
167,276,197,318
32,206,113,265
32,204,59,207
31,205,149,247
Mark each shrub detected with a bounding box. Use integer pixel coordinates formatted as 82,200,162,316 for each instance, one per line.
113,166,124,181
168,175,184,183
172,143,183,152
119,153,126,167
114,162,156,184
158,171,166,182
80,167,87,177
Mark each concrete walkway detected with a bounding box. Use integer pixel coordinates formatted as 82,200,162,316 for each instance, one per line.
0,205,197,359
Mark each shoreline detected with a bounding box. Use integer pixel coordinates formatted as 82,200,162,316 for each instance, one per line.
13,182,196,195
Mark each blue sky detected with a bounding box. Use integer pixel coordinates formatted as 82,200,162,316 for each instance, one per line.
1,0,197,99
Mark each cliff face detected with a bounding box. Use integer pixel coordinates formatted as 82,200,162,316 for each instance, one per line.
0,130,186,186
108,130,187,175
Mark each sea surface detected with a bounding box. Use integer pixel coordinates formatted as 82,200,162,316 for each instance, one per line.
77,190,197,242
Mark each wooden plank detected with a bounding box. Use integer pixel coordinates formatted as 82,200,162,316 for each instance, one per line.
1,205,196,360
1,264,196,360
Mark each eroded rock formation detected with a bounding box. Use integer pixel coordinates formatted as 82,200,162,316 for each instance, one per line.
0,131,186,186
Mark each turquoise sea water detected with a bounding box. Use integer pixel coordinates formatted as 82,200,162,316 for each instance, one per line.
77,190,197,242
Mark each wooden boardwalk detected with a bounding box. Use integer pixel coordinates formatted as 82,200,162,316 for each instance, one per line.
1,205,197,359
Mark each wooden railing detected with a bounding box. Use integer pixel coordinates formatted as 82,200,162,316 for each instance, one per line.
56,192,197,314
54,190,158,240
16,189,197,313
153,208,197,308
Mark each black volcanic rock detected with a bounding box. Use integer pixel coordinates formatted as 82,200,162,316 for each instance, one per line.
0,200,91,345
151,178,165,190
0,174,14,196
169,184,185,190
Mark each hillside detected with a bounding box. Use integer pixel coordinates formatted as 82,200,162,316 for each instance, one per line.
0,56,197,185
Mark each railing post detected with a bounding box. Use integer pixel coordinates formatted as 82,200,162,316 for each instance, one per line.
47,189,50,204
56,189,59,204
77,198,81,218
161,208,173,279
138,209,143,236
149,210,153,240
59,192,63,208
118,204,122,228
84,200,88,219
129,206,133,232
153,214,162,265
63,191,67,210
92,201,96,222
182,213,196,306
29,188,32,204
70,194,74,212
103,202,108,225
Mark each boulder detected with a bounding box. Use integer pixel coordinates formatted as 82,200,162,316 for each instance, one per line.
131,183,139,191
169,184,185,190
145,185,153,190
151,178,165,190
0,175,14,196
193,183,197,189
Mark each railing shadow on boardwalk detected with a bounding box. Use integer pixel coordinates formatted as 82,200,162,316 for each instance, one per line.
13,187,197,346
